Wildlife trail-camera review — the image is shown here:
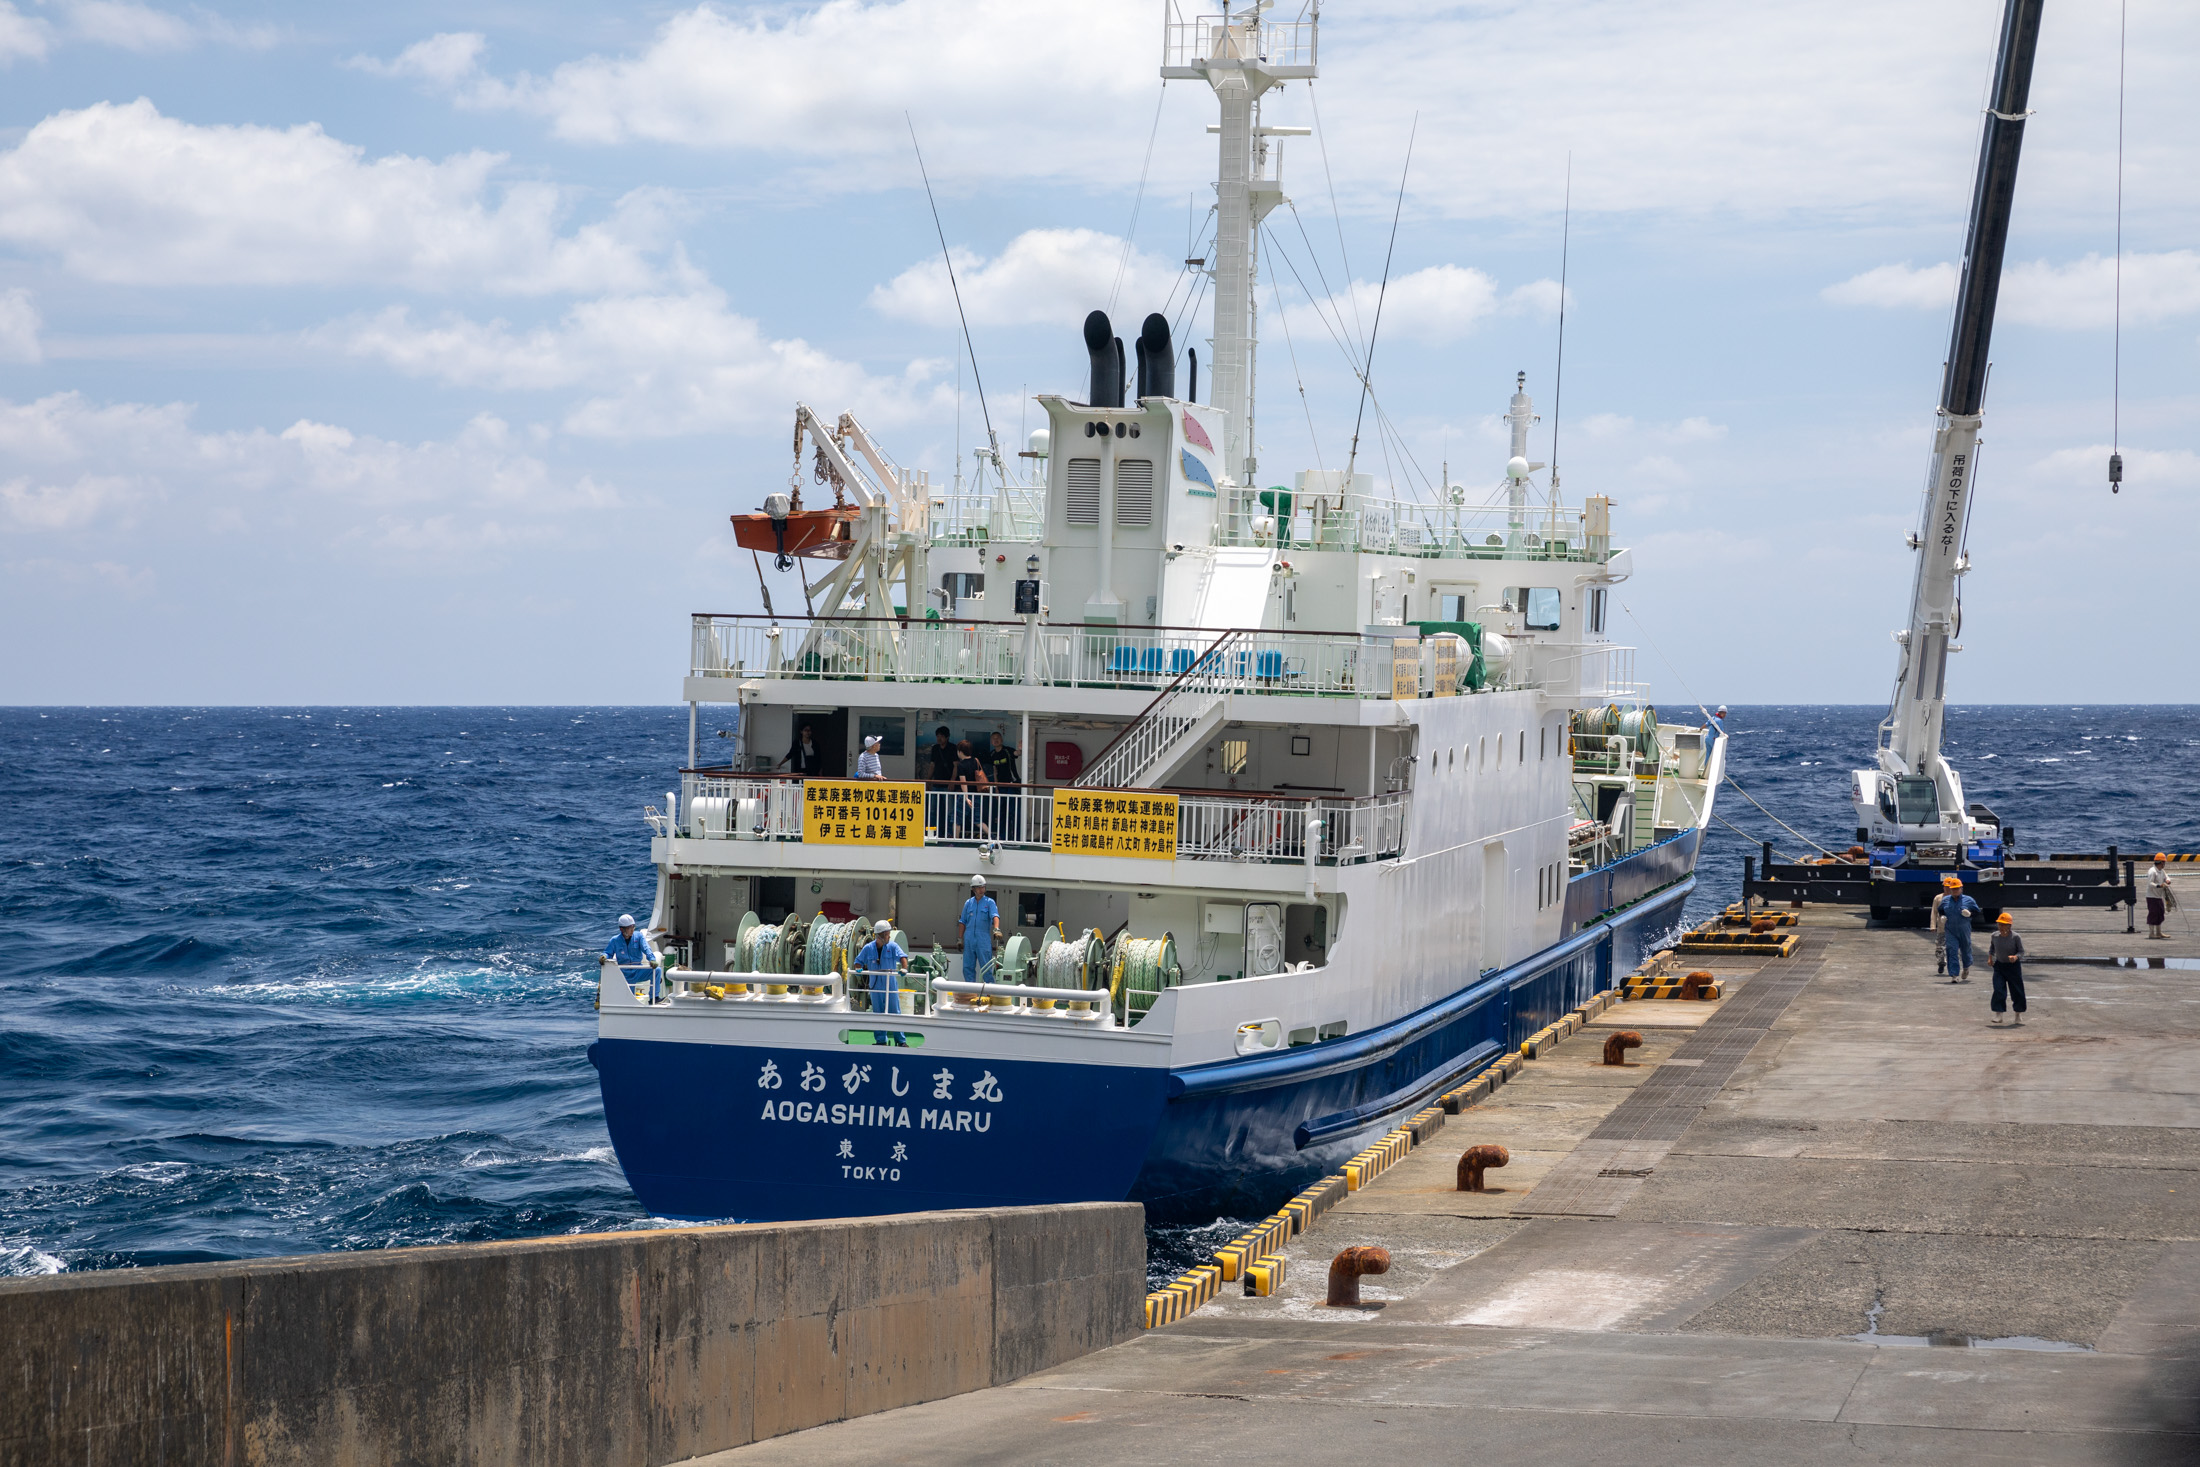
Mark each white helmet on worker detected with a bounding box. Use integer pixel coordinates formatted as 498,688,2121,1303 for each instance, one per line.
969,873,986,887
618,914,635,928
873,919,891,934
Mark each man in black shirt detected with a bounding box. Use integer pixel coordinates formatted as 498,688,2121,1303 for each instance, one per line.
925,726,957,836
954,738,989,838
779,722,824,776
987,731,1021,840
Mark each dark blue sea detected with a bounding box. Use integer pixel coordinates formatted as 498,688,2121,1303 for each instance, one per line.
4,706,2195,1287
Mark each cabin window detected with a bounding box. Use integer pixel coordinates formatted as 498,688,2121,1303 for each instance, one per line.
1525,587,1563,631
1437,591,1469,622
1589,587,1608,634
1115,458,1154,527
1221,739,1249,776
941,572,984,601
1066,457,1101,525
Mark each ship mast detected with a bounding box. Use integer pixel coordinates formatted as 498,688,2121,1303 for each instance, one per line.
1163,3,1318,489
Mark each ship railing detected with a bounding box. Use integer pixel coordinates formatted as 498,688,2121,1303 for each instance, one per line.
1504,642,1643,701
674,773,1410,864
1162,6,1317,74
930,978,1112,1023
660,967,844,1005
1214,485,1598,562
690,613,1402,699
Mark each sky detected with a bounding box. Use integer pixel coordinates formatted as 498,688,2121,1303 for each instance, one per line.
0,0,2192,706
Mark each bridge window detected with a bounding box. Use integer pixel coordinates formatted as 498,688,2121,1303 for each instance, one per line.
1525,587,1563,631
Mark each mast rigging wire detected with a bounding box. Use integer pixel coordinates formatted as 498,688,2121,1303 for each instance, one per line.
1110,83,1170,316
1306,84,1367,358
906,115,996,454
1345,114,1417,481
2111,0,2127,491
1549,154,1571,505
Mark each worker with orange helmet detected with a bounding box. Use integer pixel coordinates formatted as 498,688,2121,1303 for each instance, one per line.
2146,854,2175,939
1931,874,1981,983
1987,912,2026,1025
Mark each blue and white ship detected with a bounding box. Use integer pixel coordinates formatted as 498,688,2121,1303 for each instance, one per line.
591,4,1723,1225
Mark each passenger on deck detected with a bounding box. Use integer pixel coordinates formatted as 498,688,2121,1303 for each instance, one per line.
1987,913,2026,1026
2148,854,2174,939
960,874,1001,983
1932,876,1980,983
1707,705,1728,748
855,919,909,1046
988,731,1022,840
954,738,989,837
603,914,659,994
856,734,885,780
778,722,825,776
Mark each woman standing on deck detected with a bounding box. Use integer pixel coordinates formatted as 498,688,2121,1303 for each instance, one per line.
2147,855,2175,939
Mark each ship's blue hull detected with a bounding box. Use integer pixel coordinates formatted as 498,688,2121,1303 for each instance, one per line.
593,870,1694,1225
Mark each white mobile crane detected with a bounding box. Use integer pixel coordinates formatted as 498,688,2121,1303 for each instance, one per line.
1850,0,2044,873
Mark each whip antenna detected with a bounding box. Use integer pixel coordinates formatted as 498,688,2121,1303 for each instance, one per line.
2110,0,2126,493
1550,153,1571,505
907,115,997,456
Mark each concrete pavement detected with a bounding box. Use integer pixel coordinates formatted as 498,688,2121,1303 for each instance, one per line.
689,906,2200,1464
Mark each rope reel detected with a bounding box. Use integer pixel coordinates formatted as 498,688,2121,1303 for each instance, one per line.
731,910,802,994
1110,932,1181,1002
1036,924,1107,1010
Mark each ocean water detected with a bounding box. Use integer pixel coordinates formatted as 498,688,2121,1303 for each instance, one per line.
3,705,2194,1286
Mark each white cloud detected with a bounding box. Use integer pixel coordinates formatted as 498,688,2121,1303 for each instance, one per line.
3,556,155,596
1282,266,1557,349
347,31,487,89
0,288,38,362
0,472,133,529
56,2,275,53
0,391,622,555
0,2,51,63
1823,251,2200,329
2027,442,2200,493
65,1,193,51
870,228,1180,330
388,1,1151,187
395,0,2195,226
0,100,676,294
331,288,945,438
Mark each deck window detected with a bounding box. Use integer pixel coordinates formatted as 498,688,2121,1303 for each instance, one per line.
1525,586,1563,631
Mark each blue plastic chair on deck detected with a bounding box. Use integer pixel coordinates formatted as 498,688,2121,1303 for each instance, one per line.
1255,650,1284,681
1109,645,1139,676
1168,647,1195,677
1138,646,1165,678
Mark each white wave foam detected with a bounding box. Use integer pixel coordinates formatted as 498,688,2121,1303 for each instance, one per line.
0,1244,65,1276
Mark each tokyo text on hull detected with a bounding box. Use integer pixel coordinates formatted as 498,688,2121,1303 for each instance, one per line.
590,5,1724,1226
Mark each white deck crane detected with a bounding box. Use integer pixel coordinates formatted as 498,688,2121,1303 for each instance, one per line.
1851,0,2044,863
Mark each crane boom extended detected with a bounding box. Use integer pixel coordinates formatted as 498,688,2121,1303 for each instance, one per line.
1853,0,2044,855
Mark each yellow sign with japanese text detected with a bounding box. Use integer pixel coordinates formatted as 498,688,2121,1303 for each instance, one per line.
1050,789,1180,860
802,780,926,847
1390,638,1421,700
1431,638,1458,697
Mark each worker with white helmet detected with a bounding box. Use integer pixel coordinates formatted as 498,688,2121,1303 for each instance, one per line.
959,874,1002,982
602,914,660,996
855,918,910,1046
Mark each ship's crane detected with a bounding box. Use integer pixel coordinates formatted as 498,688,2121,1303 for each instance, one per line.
1850,0,2044,863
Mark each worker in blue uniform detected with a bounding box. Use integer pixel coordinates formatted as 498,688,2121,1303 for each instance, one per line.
959,874,1002,983
855,918,910,1046
1932,877,1981,983
603,914,660,998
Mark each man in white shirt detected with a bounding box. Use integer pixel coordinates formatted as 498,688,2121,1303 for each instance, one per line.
856,734,885,779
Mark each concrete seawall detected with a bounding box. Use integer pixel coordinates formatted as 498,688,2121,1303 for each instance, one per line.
1,1203,1144,1466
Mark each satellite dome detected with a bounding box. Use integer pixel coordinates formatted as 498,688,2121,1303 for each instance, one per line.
1506,456,1531,480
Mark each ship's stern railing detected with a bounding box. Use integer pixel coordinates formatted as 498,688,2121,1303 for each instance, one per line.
673,773,1409,866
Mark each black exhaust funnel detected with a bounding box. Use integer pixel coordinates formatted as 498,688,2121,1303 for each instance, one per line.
1083,310,1122,407
1188,348,1198,404
1135,313,1175,400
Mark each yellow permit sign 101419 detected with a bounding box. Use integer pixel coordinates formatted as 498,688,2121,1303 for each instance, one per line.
1051,790,1179,859
802,780,925,847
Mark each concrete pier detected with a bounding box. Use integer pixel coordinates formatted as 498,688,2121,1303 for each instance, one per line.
0,1203,1143,1466
704,908,2200,1464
